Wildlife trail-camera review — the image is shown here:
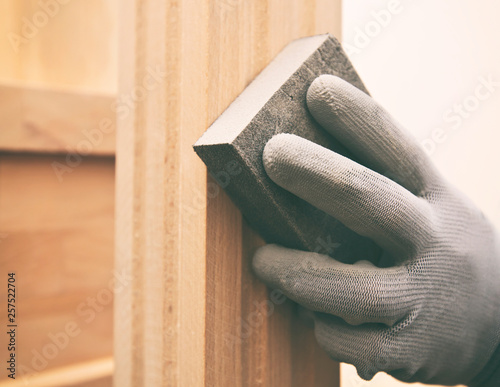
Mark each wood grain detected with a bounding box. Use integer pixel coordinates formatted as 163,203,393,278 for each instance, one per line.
115,0,342,386
0,155,114,382
0,84,115,155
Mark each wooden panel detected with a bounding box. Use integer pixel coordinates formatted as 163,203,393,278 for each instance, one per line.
0,155,114,383
115,0,341,386
0,85,115,155
0,0,118,95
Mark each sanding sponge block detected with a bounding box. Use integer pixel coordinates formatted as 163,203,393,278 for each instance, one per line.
194,33,381,263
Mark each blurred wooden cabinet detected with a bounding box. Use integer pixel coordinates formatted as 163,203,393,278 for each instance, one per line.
0,1,341,386
0,1,117,386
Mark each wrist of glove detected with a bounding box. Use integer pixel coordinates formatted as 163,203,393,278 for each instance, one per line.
252,74,500,385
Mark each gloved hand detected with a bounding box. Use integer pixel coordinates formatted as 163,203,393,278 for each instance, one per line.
253,74,500,386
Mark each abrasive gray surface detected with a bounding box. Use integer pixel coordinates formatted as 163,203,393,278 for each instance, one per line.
194,34,382,263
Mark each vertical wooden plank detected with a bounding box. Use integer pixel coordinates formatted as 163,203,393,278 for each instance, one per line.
116,1,209,386
178,2,210,386
115,0,342,386
113,1,139,386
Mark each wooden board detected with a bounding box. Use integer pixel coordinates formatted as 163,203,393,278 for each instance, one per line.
0,85,115,155
115,0,342,386
0,155,114,383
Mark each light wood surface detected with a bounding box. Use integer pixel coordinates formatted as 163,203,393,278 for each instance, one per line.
115,0,341,386
0,0,118,95
0,155,114,382
0,84,115,155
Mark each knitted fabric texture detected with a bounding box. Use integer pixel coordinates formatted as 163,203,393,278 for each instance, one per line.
253,75,500,385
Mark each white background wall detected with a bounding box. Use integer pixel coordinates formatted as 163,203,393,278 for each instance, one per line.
341,1,500,386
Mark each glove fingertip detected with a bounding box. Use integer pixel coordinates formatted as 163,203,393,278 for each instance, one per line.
306,74,344,115
262,133,302,187
252,244,282,281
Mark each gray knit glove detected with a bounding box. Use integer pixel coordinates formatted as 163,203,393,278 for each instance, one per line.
253,75,500,386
